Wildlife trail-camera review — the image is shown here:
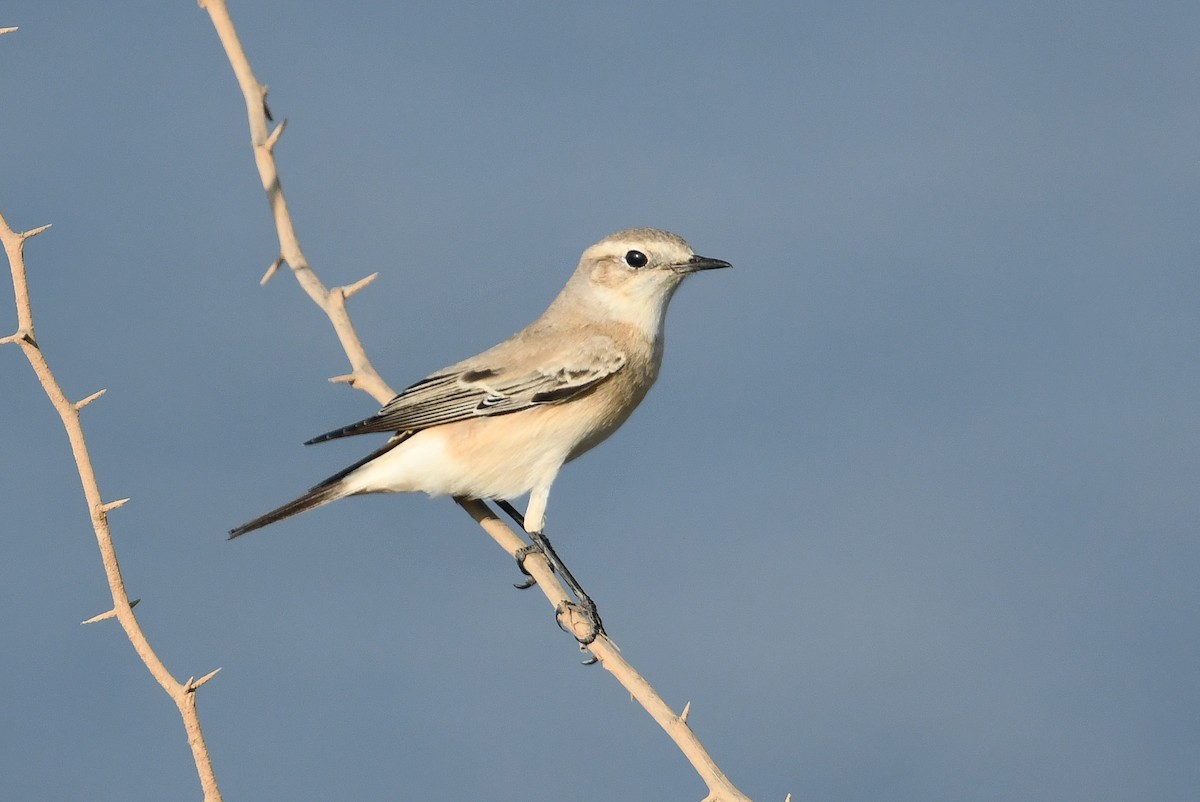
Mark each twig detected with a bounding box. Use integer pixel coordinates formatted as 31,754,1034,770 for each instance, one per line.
457,499,752,802
0,211,223,801
197,0,393,404
198,2,751,799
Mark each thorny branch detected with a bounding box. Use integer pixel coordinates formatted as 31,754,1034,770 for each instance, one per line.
0,207,223,802
198,1,751,799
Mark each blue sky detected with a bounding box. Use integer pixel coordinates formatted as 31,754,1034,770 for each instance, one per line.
2,2,1197,800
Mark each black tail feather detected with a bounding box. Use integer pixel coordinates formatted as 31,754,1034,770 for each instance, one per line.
228,482,345,539
229,432,414,539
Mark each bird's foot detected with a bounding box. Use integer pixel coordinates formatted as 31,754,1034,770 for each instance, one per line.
512,543,543,590
555,599,605,654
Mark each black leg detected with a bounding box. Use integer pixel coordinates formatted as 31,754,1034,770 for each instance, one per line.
496,498,527,529
494,499,605,645
498,500,537,588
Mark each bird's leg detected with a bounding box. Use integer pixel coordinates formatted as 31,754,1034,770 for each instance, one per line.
497,500,539,589
495,496,605,646
531,527,605,646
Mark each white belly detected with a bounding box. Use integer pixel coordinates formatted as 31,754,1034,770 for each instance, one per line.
339,404,595,501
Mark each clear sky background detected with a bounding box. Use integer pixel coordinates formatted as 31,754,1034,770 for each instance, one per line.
2,2,1197,800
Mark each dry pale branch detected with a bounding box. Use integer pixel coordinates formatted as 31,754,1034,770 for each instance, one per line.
457,499,753,802
198,2,751,799
198,0,392,404
0,211,223,802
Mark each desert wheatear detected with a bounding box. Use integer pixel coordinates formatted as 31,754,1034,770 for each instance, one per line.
230,228,730,638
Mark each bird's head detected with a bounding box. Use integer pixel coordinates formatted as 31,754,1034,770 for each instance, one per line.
561,228,731,328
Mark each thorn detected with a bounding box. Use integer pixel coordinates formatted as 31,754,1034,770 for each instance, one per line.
328,373,355,385
98,497,131,514
351,272,383,297
81,598,138,625
81,609,117,625
785,794,792,802
340,272,378,299
75,389,108,410
0,26,18,36
340,276,376,300
260,256,283,286
265,118,287,151
186,667,222,693
21,223,52,240
680,701,692,724
0,332,20,346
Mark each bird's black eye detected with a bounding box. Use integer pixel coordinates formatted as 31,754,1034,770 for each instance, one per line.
624,250,648,268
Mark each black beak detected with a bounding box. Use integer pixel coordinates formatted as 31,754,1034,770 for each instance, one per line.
678,254,732,273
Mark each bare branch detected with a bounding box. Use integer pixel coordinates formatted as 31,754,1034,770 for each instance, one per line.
199,2,751,799
199,0,394,405
1,211,223,801
0,329,30,345
456,500,753,802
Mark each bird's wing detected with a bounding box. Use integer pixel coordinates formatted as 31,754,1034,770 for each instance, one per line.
306,334,627,443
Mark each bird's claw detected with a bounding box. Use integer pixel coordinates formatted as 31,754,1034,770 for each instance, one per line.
510,524,605,664
512,543,543,589
555,601,604,651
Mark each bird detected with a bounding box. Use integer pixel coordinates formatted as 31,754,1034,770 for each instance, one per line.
229,228,730,636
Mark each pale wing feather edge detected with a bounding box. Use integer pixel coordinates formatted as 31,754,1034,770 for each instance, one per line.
307,335,626,441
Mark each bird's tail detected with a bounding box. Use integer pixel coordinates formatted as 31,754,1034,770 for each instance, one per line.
228,432,414,539
228,481,348,539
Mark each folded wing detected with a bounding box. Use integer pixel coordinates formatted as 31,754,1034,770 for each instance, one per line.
306,334,626,444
